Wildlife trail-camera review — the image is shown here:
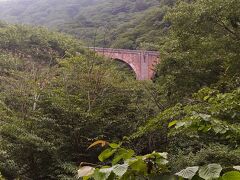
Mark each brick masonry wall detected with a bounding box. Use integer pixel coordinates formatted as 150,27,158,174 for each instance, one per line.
91,47,159,80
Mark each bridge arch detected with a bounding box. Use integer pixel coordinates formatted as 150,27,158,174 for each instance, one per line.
91,47,159,80
113,58,137,78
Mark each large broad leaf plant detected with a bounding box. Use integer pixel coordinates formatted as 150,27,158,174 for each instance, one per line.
77,141,240,180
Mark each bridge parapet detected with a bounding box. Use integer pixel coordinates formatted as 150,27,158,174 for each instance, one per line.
89,47,159,56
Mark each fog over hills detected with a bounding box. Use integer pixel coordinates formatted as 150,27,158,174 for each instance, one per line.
0,0,173,49
0,0,101,26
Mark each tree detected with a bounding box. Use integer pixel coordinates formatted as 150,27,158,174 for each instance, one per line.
155,0,240,104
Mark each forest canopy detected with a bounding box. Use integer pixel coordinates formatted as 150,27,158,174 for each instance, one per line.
0,0,239,179
0,0,171,49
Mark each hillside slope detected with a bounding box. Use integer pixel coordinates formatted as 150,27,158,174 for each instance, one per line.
0,0,101,26
0,23,147,179
0,0,174,49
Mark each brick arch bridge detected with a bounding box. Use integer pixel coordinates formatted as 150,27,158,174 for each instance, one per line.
90,47,160,80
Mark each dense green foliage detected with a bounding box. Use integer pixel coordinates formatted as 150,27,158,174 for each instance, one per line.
0,23,157,179
155,0,240,103
0,0,239,179
127,0,240,177
0,0,173,49
0,0,100,26
79,142,240,180
59,0,169,49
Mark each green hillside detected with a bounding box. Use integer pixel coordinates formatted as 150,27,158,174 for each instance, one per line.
0,0,101,26
58,0,166,49
0,0,239,179
0,23,143,179
0,0,172,49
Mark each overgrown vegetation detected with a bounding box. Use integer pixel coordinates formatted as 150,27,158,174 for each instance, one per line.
0,0,173,49
0,0,239,179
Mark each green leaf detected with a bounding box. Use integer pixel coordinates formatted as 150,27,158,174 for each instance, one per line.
157,152,168,159
203,95,210,101
168,120,178,128
199,164,222,180
83,177,90,180
93,168,112,180
233,166,240,171
199,114,211,122
109,143,120,149
175,166,199,179
155,158,169,165
175,122,186,129
212,124,228,134
112,164,129,177
143,151,167,160
222,171,240,180
112,149,135,165
98,148,116,162
198,125,206,131
77,166,95,178
128,158,147,174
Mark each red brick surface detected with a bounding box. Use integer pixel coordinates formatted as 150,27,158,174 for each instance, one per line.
91,48,159,80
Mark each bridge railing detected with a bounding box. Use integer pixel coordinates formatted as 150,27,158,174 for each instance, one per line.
88,47,160,56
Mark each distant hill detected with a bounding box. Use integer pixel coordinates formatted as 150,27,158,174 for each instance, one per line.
0,0,175,49
0,0,101,26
